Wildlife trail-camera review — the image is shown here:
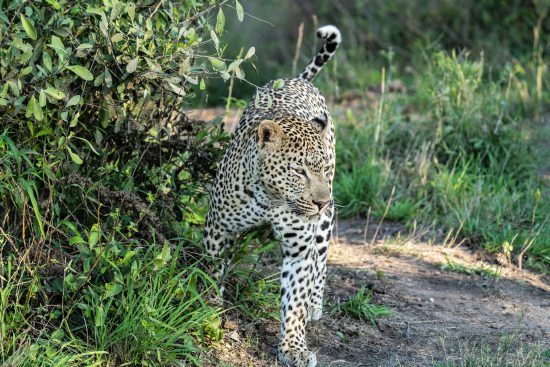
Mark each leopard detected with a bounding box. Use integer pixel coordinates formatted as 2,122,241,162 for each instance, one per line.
203,25,341,367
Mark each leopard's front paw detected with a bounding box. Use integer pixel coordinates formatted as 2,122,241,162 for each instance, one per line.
278,344,317,367
307,305,323,322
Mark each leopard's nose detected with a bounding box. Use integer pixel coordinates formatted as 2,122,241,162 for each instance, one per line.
313,199,330,211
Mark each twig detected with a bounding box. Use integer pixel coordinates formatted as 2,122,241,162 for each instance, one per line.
226,48,243,113
363,206,371,246
291,22,304,76
517,217,547,269
371,186,395,244
147,0,165,20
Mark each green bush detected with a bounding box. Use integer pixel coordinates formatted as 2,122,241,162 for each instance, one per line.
0,0,251,364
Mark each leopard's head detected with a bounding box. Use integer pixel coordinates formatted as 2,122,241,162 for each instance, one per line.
257,115,331,217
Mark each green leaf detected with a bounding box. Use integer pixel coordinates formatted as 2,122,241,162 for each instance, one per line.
89,223,100,247
42,52,52,72
94,305,105,327
39,90,47,107
33,97,44,121
8,80,20,97
86,7,105,16
145,57,162,72
227,59,243,73
209,57,226,72
11,38,33,53
111,32,123,43
126,57,138,73
45,0,61,10
67,146,83,164
220,71,231,81
168,82,186,96
48,36,67,58
66,95,81,107
235,0,244,22
44,86,65,100
273,79,285,90
126,2,136,21
110,1,123,20
25,95,35,118
20,14,37,40
20,179,45,237
20,66,33,76
69,112,80,127
210,30,219,50
104,282,123,298
67,65,93,81
245,46,255,59
235,66,245,79
76,43,94,50
69,235,85,245
94,72,104,87
74,136,99,155
154,243,172,268
51,36,64,49
216,8,225,34
104,68,112,87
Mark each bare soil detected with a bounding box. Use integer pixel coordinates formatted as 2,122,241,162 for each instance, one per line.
207,219,549,367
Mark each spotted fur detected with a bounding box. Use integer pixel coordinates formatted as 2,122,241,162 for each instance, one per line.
203,25,340,367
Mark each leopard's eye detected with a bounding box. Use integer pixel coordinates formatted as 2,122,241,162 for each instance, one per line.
293,167,307,177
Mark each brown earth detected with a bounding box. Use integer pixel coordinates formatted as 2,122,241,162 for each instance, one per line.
206,219,549,367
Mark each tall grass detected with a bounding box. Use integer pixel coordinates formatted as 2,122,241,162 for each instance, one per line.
333,51,549,270
0,239,222,366
437,333,548,367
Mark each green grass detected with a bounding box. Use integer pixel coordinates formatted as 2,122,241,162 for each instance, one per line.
4,338,106,367
333,51,549,272
222,231,281,320
437,334,548,367
0,241,223,367
439,258,500,279
333,287,392,325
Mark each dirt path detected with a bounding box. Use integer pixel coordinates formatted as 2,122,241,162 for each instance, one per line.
210,219,549,366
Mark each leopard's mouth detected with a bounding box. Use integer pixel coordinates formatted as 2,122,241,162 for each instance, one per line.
286,200,321,218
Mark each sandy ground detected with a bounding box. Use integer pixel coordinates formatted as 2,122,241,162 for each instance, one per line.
205,219,549,367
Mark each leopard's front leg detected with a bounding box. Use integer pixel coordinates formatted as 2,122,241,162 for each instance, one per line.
308,204,334,322
274,217,318,367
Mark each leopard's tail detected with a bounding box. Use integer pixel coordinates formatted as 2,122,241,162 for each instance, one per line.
299,25,341,81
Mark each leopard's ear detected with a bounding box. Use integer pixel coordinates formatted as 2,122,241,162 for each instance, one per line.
258,120,284,149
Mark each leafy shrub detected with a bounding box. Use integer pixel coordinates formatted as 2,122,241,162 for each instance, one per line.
0,0,251,364
0,0,248,239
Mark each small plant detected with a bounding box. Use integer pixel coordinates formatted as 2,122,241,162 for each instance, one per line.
223,231,281,320
439,258,500,279
334,287,392,325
